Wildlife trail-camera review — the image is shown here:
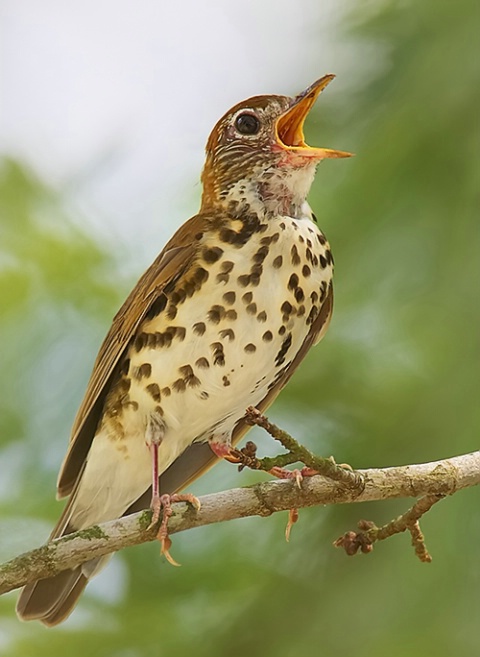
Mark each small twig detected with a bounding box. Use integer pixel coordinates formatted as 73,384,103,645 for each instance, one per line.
334,494,444,562
243,407,364,492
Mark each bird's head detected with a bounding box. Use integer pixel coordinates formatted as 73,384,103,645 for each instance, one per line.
201,74,352,217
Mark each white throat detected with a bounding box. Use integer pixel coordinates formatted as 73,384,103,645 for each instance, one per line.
224,161,318,218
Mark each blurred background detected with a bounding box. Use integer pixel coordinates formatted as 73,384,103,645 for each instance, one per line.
0,0,479,655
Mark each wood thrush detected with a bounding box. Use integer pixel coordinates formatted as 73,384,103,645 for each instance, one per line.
17,74,352,625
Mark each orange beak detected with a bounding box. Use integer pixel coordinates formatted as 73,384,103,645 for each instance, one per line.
276,74,353,160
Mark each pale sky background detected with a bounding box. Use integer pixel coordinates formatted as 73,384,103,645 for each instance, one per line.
0,0,369,256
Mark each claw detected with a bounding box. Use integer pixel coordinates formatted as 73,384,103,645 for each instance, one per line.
148,493,201,566
285,508,299,542
209,439,242,463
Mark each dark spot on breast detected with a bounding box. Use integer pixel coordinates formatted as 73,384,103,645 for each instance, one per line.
225,309,237,320
145,295,167,320
307,305,319,326
319,281,328,302
133,363,151,380
237,274,250,287
223,291,236,305
317,232,326,245
297,304,306,317
216,272,229,284
253,246,269,264
118,377,131,394
279,222,286,230
120,358,130,375
302,264,311,278
242,292,253,304
134,333,147,352
211,342,225,366
195,357,210,369
298,235,305,243
160,331,173,349
217,261,234,282
222,375,231,387
220,328,235,341
319,254,327,269
219,228,238,244
244,343,256,353
202,246,223,263
179,364,201,388
257,311,267,323
166,304,177,320
288,273,299,291
161,386,171,397
306,238,313,249
146,383,161,402
194,267,210,286
170,289,186,306
325,249,334,265
173,326,186,342
310,291,318,303
246,303,257,315
290,244,300,267
173,378,187,393
278,325,286,336
193,322,206,336
262,330,273,342
208,305,226,324
281,301,293,316
312,213,318,224
200,391,209,400
272,255,283,269
155,405,164,417
276,332,292,366
294,287,305,303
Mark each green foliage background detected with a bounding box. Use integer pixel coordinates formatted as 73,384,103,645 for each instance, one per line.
1,1,478,655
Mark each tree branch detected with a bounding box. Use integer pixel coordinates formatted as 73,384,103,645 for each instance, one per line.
1,449,479,596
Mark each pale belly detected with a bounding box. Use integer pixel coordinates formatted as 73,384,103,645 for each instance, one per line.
72,214,333,527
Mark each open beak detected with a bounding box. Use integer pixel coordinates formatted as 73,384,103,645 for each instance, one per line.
276,74,353,160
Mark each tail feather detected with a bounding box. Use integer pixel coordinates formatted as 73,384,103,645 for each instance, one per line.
16,548,111,626
16,568,87,624
16,479,112,626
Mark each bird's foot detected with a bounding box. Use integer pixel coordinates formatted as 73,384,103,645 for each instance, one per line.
268,466,319,541
148,493,201,566
209,439,242,463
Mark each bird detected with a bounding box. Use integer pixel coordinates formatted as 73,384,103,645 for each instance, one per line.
16,74,352,626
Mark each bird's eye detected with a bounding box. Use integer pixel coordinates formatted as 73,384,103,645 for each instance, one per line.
235,113,261,135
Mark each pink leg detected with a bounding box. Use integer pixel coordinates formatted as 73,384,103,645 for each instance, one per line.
147,442,201,565
149,442,162,526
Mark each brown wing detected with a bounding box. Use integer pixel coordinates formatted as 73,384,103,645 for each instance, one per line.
56,214,205,498
127,283,334,510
